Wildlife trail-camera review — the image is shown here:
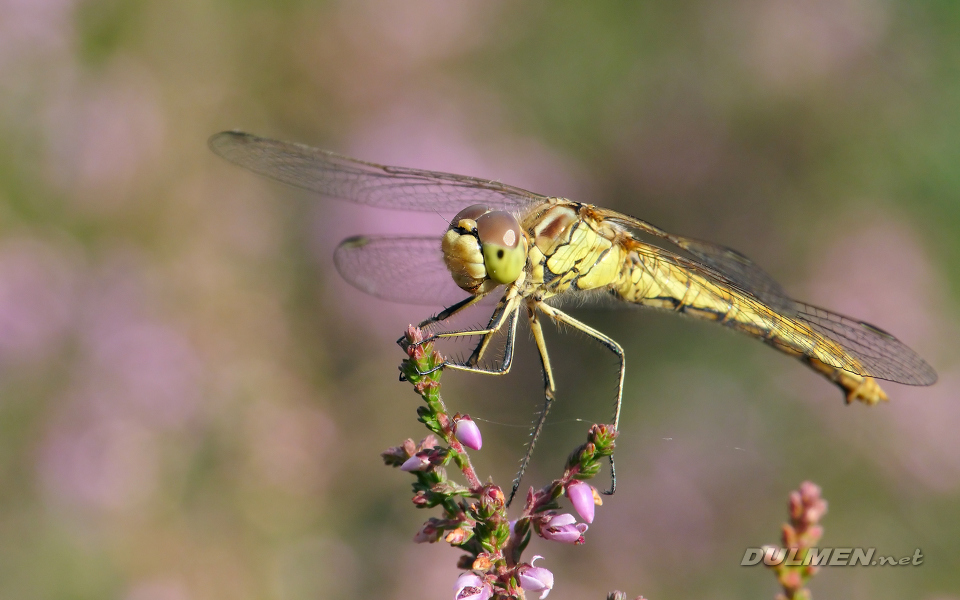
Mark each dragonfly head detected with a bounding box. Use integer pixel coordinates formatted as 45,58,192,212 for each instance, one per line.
442,204,528,294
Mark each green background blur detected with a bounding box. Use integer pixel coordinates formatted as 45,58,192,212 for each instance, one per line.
1,1,958,599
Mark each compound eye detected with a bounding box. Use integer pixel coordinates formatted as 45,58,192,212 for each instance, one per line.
476,211,526,284
450,204,490,229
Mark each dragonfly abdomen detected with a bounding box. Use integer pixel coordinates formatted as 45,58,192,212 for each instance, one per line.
616,252,739,319
616,252,840,360
613,250,892,404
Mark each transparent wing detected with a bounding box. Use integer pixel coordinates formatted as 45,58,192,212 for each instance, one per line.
598,209,792,312
209,131,548,213
629,243,937,386
791,301,937,385
333,235,497,306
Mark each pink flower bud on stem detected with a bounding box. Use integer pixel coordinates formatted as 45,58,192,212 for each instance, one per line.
454,415,482,450
565,481,597,523
400,454,431,472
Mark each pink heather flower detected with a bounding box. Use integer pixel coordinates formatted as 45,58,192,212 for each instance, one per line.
565,481,596,523
413,520,442,543
540,513,588,544
400,454,430,472
454,416,482,450
453,573,492,600
519,556,554,599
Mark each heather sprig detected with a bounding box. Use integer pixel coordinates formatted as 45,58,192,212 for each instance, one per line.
763,481,828,600
384,326,619,599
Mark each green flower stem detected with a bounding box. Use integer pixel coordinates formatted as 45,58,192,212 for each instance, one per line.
399,328,482,491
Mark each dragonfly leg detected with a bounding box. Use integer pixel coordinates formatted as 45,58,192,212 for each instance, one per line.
416,307,520,392
398,295,492,381
529,305,558,396
402,292,519,377
441,304,520,376
413,290,518,348
507,305,557,506
537,302,624,496
396,294,487,348
413,292,523,377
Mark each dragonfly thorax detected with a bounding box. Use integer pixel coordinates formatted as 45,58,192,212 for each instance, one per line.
442,204,528,295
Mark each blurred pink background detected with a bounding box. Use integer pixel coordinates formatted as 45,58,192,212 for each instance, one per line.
0,0,957,598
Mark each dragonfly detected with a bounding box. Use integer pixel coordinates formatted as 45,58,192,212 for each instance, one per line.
209,130,938,502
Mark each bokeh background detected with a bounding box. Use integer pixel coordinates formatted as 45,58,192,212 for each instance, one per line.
1,0,959,598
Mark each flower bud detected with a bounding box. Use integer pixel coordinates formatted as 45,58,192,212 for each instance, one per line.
414,521,442,543
566,481,596,523
400,454,430,472
445,528,470,545
471,554,494,571
454,416,483,450
779,569,802,591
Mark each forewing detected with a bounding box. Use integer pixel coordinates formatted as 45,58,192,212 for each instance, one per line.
333,235,489,306
209,131,547,213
